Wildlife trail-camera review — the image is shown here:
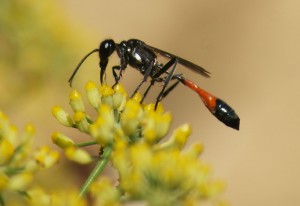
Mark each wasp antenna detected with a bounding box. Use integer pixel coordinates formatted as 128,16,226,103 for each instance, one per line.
68,49,99,87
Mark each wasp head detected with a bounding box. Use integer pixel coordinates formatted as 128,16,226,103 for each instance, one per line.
99,39,116,83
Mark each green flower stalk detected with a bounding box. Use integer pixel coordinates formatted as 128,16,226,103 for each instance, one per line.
52,81,226,205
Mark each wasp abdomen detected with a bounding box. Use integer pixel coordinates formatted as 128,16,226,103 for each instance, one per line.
214,98,240,130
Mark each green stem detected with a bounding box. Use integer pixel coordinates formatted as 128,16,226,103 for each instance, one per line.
79,146,113,197
76,141,97,147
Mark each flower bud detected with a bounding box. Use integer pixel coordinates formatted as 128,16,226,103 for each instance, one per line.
0,172,9,190
34,146,60,168
27,188,51,205
52,106,74,127
144,102,164,113
173,124,191,148
73,111,90,133
8,173,33,190
69,90,85,112
185,143,204,159
21,123,35,143
100,84,114,107
142,110,172,144
90,105,115,146
90,177,120,205
158,124,191,150
85,81,101,109
112,84,127,110
0,139,14,165
65,147,92,164
51,132,75,149
120,99,143,136
131,92,142,102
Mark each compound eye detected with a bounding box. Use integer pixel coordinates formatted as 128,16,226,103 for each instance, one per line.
99,39,115,60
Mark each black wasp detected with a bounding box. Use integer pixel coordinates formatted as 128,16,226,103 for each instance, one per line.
68,39,240,130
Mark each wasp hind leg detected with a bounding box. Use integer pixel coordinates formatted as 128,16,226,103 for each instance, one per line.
154,58,179,109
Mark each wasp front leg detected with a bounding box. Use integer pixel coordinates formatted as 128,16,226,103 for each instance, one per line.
111,66,121,85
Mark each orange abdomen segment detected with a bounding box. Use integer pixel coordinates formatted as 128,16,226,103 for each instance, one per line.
182,78,216,112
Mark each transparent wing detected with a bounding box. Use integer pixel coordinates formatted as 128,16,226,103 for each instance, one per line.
145,44,211,78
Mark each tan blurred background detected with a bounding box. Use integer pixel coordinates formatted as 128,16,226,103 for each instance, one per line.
1,0,300,205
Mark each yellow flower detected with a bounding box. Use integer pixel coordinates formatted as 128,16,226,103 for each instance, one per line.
111,138,130,178
90,177,120,206
0,111,60,203
53,82,225,204
85,81,101,109
65,146,93,164
34,146,60,168
0,172,9,191
51,190,87,206
73,111,90,133
100,84,115,107
112,83,127,110
183,143,204,159
111,134,223,205
51,132,75,149
158,124,192,150
143,102,164,113
120,99,143,137
8,173,33,191
0,139,14,165
90,104,115,146
52,106,74,127
27,188,51,206
141,108,172,144
70,90,85,112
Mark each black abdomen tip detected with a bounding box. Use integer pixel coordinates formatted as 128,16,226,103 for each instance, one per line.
214,99,240,130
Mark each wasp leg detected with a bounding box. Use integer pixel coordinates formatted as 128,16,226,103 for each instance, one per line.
112,65,121,87
154,58,178,109
110,52,128,87
140,79,155,103
131,61,155,98
140,58,177,104
153,58,177,79
160,79,180,100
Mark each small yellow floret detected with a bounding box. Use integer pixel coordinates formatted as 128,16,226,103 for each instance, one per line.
65,147,93,164
99,84,115,97
69,90,82,100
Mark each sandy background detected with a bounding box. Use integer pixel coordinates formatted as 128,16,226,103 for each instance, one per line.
2,0,300,205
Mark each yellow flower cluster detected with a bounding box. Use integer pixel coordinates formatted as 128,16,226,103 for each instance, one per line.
111,126,224,205
25,187,88,206
0,111,59,204
52,82,225,205
51,82,128,164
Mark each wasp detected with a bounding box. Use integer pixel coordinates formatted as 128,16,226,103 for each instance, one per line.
69,39,240,130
